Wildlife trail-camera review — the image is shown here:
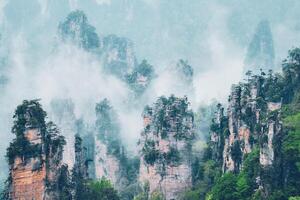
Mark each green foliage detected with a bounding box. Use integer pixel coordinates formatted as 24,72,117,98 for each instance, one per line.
6,100,47,165
251,190,265,200
199,149,260,200
126,59,155,95
208,103,228,163
56,165,72,200
282,92,300,117
198,47,300,200
150,191,165,200
95,99,122,158
85,178,120,200
176,59,193,83
186,157,221,200
150,95,194,140
282,112,300,196
289,197,300,200
230,141,242,168
4,100,67,199
45,122,66,156
236,149,260,199
142,140,159,165
134,182,149,200
12,99,47,136
59,10,99,50
165,147,181,166
6,137,41,165
141,95,194,169
209,173,239,200
282,48,300,103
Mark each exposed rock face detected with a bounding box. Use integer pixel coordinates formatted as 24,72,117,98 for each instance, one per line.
210,74,283,173
50,99,76,169
10,129,47,200
58,10,100,50
5,100,66,200
139,96,194,200
259,102,282,167
59,11,138,79
101,34,137,78
126,59,155,96
244,20,275,74
81,132,96,179
94,138,121,184
94,99,126,190
59,10,157,99
73,135,89,180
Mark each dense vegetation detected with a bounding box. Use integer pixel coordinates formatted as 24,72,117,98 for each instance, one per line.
95,98,122,157
2,9,300,200
126,59,155,95
183,48,300,200
141,95,194,167
95,98,140,200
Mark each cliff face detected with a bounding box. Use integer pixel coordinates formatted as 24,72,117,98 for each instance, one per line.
94,99,127,190
94,137,122,185
10,129,47,200
244,20,275,74
139,96,194,200
58,10,158,99
210,73,282,173
5,100,66,200
50,99,76,170
59,10,137,80
101,34,137,78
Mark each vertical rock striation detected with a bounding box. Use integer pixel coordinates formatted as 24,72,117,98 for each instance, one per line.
139,96,194,200
210,72,283,177
50,98,76,170
94,99,127,191
244,20,275,74
5,100,66,200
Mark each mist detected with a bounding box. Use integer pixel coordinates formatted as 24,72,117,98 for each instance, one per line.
1,0,300,183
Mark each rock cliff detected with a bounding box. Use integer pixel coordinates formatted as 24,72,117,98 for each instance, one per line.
50,98,76,170
210,72,283,173
4,100,66,200
94,99,128,191
138,95,194,200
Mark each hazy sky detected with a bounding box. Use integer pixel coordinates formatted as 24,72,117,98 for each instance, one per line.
1,0,300,67
1,0,300,103
0,0,300,180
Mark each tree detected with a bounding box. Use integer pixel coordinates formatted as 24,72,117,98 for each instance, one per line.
126,59,155,95
86,178,120,200
209,173,239,200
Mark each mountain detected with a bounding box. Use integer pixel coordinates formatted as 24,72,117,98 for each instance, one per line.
58,10,152,97
138,96,194,199
1,8,300,200
244,20,275,74
184,48,300,200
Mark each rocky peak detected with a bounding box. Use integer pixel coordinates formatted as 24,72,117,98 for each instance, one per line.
94,99,130,191
50,98,76,170
126,59,155,96
102,34,137,79
139,95,194,200
58,10,100,50
210,72,283,173
244,20,275,74
4,100,66,200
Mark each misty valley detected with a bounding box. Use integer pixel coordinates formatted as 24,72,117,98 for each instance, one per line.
0,1,300,200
